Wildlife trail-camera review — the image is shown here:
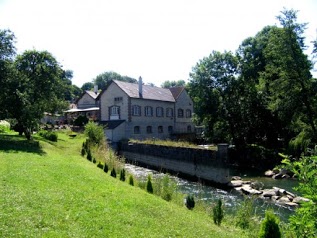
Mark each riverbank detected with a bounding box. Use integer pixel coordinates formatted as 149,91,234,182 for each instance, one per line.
0,131,248,237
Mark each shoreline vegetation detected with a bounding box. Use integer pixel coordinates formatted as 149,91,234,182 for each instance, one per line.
1,130,291,237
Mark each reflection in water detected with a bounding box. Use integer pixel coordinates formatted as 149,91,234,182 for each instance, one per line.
125,163,297,222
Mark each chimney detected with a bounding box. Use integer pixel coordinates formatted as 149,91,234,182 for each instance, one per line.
94,85,98,94
138,76,143,97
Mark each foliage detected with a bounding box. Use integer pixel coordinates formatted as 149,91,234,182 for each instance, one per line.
120,168,126,181
97,162,103,169
86,149,92,161
103,163,108,173
235,197,255,229
129,175,134,186
93,71,137,91
258,210,281,238
38,130,58,142
110,168,117,178
81,82,94,91
73,115,89,126
282,156,317,237
146,174,154,194
0,120,10,133
185,195,195,210
154,174,176,201
81,147,86,156
161,80,186,88
213,199,224,226
84,121,105,145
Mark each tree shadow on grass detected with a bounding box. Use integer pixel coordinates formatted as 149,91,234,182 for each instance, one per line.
0,134,46,155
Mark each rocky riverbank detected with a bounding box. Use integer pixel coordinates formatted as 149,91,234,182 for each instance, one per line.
228,176,310,208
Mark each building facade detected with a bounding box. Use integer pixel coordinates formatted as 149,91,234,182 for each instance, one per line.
98,78,194,142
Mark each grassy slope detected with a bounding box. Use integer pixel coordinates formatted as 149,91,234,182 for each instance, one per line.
0,132,247,238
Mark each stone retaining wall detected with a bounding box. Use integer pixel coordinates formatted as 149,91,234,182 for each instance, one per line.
119,142,230,185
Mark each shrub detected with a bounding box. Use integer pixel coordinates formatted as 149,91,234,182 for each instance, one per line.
146,174,153,194
93,157,96,164
185,195,195,210
0,120,10,133
120,169,126,181
258,210,281,238
73,115,88,126
81,147,86,156
110,168,117,178
84,121,105,145
97,162,103,169
38,130,58,142
155,174,176,201
103,163,109,173
235,197,254,229
213,199,224,226
129,175,134,186
86,149,92,161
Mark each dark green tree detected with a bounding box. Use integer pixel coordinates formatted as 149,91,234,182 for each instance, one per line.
7,50,68,139
258,210,281,238
81,82,94,91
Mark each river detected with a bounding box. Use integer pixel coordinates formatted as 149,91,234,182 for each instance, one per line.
124,163,299,222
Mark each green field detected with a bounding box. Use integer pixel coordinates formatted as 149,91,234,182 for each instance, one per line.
0,131,247,237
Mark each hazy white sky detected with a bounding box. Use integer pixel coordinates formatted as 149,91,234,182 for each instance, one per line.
0,0,316,87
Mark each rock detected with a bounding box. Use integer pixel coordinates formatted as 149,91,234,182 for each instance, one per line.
285,202,299,208
273,168,280,174
228,180,243,187
264,170,275,177
282,174,290,179
277,189,286,196
232,176,241,181
272,173,283,179
277,196,291,203
251,181,264,190
262,189,277,198
241,185,262,195
293,196,310,203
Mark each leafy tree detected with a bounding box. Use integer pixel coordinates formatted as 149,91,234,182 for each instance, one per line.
93,71,137,91
161,80,186,88
213,199,224,226
0,29,16,119
6,50,68,139
81,82,94,91
146,174,153,194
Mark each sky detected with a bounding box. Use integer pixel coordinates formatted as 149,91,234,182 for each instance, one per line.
0,0,316,87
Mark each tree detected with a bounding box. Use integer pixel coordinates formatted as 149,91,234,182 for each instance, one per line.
81,82,94,91
93,71,137,91
258,210,281,238
8,50,68,139
161,80,186,88
0,29,16,119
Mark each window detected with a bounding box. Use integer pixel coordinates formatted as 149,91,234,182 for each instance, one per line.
145,106,153,117
146,126,152,134
109,106,120,120
186,109,192,118
156,107,164,117
114,97,123,102
168,126,173,133
178,109,184,118
158,126,163,133
132,105,141,116
134,126,140,134
187,125,192,132
166,108,173,117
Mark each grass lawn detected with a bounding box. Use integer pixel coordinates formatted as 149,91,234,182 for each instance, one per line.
0,131,247,237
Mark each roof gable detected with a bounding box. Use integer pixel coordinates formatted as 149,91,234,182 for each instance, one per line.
113,80,175,102
169,87,185,100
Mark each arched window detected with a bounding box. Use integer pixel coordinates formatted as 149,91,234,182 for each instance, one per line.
156,107,164,117
178,108,184,118
186,109,192,118
145,106,153,117
158,126,163,133
132,105,141,116
134,126,140,134
109,106,120,120
168,126,173,134
146,126,152,134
